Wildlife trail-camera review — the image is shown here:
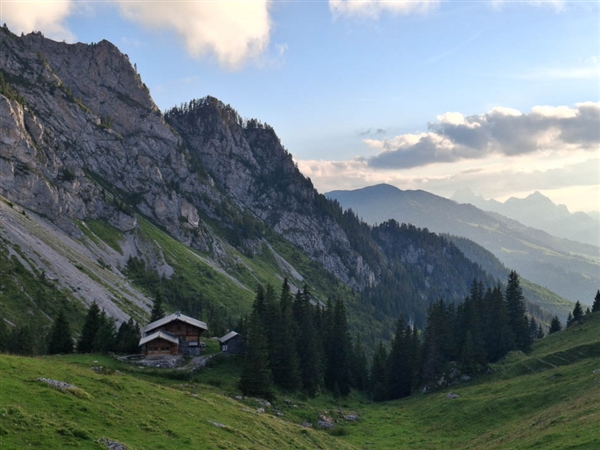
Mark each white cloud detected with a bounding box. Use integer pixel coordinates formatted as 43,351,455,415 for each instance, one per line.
367,102,600,169
2,0,75,42
115,0,272,70
329,0,441,18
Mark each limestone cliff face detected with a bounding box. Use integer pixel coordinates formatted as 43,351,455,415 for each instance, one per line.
0,29,374,290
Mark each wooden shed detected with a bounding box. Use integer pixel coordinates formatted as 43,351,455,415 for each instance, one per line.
218,331,246,354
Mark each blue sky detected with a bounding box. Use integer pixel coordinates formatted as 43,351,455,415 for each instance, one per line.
2,0,599,213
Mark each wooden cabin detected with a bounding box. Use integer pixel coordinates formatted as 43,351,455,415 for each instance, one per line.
139,312,208,356
218,331,246,354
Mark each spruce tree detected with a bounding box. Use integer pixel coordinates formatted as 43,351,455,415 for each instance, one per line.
566,312,574,328
387,318,418,399
483,286,513,362
77,301,101,353
150,290,165,323
8,325,35,356
93,311,117,353
271,279,301,391
571,301,584,325
239,309,273,399
549,315,562,334
370,342,388,401
294,288,323,396
47,309,73,354
0,319,9,353
592,290,600,313
116,318,141,354
505,271,531,353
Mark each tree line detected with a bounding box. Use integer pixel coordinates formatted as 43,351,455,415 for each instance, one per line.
0,302,140,356
238,279,368,399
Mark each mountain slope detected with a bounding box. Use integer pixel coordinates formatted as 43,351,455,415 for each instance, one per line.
327,184,599,306
452,188,600,247
0,28,558,343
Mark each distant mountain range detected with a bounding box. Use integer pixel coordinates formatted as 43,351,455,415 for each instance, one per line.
452,189,600,248
327,184,600,306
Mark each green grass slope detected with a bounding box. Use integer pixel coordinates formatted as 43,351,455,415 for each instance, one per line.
1,314,599,449
0,353,356,449
339,312,600,449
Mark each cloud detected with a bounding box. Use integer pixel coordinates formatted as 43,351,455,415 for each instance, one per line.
491,0,565,11
329,0,441,18
2,0,75,42
367,102,600,169
115,0,272,70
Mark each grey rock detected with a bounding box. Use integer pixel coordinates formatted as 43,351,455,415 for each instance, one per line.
447,392,460,399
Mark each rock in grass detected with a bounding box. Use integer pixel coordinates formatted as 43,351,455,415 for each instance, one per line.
98,438,127,449
447,392,460,399
37,378,76,390
317,421,335,429
208,421,225,428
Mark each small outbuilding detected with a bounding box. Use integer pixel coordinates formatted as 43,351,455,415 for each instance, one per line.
139,311,208,356
218,331,246,354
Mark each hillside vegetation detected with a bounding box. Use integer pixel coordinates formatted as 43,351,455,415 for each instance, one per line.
2,313,599,449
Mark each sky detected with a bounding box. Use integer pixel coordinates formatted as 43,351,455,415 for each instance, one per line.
2,0,599,213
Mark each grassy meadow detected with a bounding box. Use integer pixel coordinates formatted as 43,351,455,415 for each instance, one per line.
1,314,599,449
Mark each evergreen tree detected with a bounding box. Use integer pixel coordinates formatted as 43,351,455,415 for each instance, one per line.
294,287,323,396
8,325,35,356
323,299,352,396
370,342,388,401
566,312,574,328
505,271,532,353
349,340,369,392
0,319,9,353
593,290,600,313
482,286,513,362
46,309,73,354
93,311,117,352
549,315,562,334
537,323,544,339
239,309,273,399
271,279,301,391
387,318,418,399
571,301,584,325
116,318,141,354
77,302,101,353
150,290,165,323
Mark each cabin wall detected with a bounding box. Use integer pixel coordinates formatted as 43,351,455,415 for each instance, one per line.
144,338,178,356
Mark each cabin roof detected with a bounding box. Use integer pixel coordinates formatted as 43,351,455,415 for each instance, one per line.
139,330,180,347
142,312,208,335
219,331,243,343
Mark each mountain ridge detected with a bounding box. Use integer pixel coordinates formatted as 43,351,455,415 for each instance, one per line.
327,183,599,306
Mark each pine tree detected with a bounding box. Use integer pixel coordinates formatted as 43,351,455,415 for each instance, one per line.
483,286,513,362
77,302,101,353
387,318,418,399
324,299,352,396
566,312,574,328
93,311,117,352
294,288,323,396
349,340,369,392
370,342,388,401
8,325,35,356
505,271,532,353
593,290,600,313
46,309,73,354
239,309,273,399
571,301,584,325
271,279,301,391
537,323,544,339
150,290,165,323
549,315,562,334
116,318,141,354
0,319,9,353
